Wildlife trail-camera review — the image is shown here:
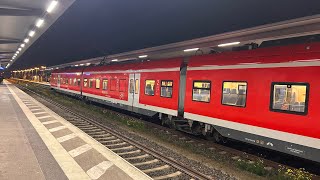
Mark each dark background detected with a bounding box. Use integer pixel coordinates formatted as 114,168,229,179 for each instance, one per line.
12,0,320,69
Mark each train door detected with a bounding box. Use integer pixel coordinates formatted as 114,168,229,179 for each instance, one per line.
57,75,61,88
128,73,140,111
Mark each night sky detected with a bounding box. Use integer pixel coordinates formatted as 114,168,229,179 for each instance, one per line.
12,0,320,69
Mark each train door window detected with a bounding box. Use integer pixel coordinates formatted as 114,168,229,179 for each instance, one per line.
73,78,77,86
270,82,309,115
192,81,211,102
161,80,173,98
102,79,108,90
65,78,69,85
222,81,247,107
110,79,117,91
135,79,139,94
77,79,81,86
119,79,126,92
89,79,94,88
96,79,100,89
83,78,88,87
145,80,155,96
129,79,134,93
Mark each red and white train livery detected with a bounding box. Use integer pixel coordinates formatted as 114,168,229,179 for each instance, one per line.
51,41,320,162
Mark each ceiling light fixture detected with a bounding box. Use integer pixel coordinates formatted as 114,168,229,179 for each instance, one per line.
18,48,22,51
111,59,118,62
36,19,44,27
139,55,148,58
183,48,199,52
24,38,30,43
21,44,25,48
29,30,35,37
218,41,240,47
47,1,58,13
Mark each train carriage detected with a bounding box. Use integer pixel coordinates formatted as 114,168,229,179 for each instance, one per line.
50,40,320,163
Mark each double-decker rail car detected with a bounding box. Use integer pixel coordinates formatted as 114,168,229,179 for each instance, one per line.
50,40,320,162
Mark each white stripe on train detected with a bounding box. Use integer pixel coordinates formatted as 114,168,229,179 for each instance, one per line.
184,112,320,149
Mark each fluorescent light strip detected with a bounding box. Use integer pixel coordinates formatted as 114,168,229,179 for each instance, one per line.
111,59,118,62
139,55,148,58
218,41,240,47
29,30,35,37
184,48,199,52
36,19,44,28
47,1,58,13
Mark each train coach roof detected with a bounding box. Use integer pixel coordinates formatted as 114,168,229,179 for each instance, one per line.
83,58,182,72
52,67,84,74
188,42,320,67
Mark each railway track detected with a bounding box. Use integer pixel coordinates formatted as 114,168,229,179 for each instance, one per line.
16,83,212,180
14,80,320,179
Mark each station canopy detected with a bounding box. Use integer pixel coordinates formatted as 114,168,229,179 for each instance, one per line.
49,14,320,70
0,0,75,69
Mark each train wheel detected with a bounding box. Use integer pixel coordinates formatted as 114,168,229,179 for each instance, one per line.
213,131,227,143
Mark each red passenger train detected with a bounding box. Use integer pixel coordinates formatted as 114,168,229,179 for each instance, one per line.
51,41,320,162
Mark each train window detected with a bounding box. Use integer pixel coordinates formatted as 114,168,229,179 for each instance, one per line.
102,79,108,90
96,79,100,89
129,79,134,93
65,78,68,85
145,80,155,96
77,79,81,86
135,79,139,94
110,79,117,91
222,81,247,107
192,81,211,102
119,79,126,92
73,78,77,86
161,80,173,98
89,79,94,88
83,78,88,87
270,82,309,115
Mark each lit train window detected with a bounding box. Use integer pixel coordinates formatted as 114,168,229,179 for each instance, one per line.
119,79,126,92
73,78,77,86
145,80,155,96
129,79,134,93
192,81,211,102
135,79,139,94
89,79,94,88
65,78,69,85
102,79,108,90
96,79,100,89
270,82,309,115
161,80,173,98
77,79,81,86
83,78,88,87
222,81,247,107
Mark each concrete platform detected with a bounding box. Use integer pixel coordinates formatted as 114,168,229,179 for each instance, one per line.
0,80,151,180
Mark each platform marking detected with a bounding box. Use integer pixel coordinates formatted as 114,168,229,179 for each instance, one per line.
37,115,52,120
49,126,67,132
42,120,59,125
30,108,42,111
68,144,92,158
33,112,47,115
57,133,77,143
86,161,114,180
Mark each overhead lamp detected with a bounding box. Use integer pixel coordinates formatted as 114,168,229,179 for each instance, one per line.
75,64,79,67
10,60,12,62
18,48,22,51
111,59,118,62
36,19,44,28
184,48,199,52
21,44,25,48
16,51,19,54
24,38,30,43
29,30,35,37
47,0,58,13
139,55,148,58
218,41,240,47
80,64,84,66
86,63,91,66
